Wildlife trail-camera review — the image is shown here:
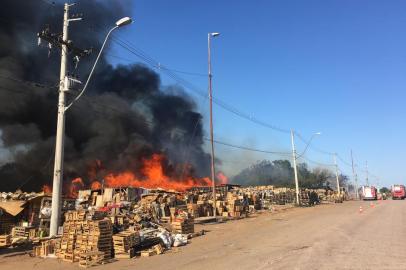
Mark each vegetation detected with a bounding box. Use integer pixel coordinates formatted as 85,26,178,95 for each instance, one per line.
380,187,390,194
232,159,348,189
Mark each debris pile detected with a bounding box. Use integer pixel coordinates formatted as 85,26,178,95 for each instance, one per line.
0,184,347,267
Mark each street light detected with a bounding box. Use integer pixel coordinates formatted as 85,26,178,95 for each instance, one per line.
49,16,132,236
116,17,132,27
290,131,321,205
65,16,133,110
208,32,219,220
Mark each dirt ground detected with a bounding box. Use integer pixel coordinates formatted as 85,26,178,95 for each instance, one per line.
1,200,405,270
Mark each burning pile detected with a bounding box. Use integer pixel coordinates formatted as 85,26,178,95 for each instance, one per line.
54,153,220,198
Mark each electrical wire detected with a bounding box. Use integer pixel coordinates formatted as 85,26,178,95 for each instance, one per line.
204,137,291,155
110,35,291,134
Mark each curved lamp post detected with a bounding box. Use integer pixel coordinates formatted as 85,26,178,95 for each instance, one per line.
65,16,132,110
208,32,220,219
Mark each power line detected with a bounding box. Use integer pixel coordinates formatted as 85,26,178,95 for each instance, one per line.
106,53,207,77
110,35,291,134
109,34,363,170
205,137,291,155
298,155,335,167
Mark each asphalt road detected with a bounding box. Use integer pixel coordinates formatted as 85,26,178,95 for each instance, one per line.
1,200,405,270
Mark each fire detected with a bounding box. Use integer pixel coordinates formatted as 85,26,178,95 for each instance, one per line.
91,181,102,190
86,154,212,192
42,185,52,194
217,171,228,185
64,153,215,196
68,177,85,198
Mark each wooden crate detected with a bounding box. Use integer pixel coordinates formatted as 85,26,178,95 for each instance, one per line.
171,220,195,234
12,226,28,238
0,234,11,247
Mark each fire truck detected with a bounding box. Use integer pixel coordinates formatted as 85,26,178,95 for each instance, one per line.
391,185,406,200
360,186,377,200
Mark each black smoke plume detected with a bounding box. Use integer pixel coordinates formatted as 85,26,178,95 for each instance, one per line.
0,0,211,191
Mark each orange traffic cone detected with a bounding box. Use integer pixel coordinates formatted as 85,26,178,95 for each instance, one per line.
359,206,363,213
370,202,374,208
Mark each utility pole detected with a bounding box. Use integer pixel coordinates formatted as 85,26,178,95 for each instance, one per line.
49,3,70,236
208,32,220,219
366,161,369,186
38,5,130,236
334,153,340,196
351,150,358,199
290,130,300,205
38,3,89,236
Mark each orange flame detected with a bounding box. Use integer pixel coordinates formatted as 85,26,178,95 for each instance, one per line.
101,154,212,191
217,171,228,185
68,177,84,198
67,153,213,195
91,181,102,190
42,185,52,194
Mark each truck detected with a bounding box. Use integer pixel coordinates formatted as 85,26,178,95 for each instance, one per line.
391,185,406,200
360,186,377,200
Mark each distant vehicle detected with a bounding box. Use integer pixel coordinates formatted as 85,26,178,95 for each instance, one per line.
360,186,377,200
391,185,406,200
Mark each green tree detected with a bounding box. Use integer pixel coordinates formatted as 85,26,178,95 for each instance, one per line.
380,187,390,194
231,159,348,189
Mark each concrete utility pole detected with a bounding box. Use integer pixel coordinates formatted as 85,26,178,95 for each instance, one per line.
334,153,340,196
290,130,300,205
351,150,358,199
208,32,220,219
38,4,131,236
49,3,70,236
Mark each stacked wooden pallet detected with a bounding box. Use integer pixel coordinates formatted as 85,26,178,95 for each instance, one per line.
84,219,113,260
113,230,140,259
227,198,243,217
171,217,194,234
300,191,310,206
0,234,11,247
56,210,113,265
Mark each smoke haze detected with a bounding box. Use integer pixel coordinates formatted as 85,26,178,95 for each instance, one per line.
0,0,211,191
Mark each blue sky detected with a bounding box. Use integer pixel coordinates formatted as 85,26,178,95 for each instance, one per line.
106,0,406,187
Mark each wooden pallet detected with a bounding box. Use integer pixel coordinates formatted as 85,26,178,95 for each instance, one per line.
153,244,164,255
63,252,78,262
114,248,135,259
140,249,156,257
78,251,104,268
12,226,28,238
